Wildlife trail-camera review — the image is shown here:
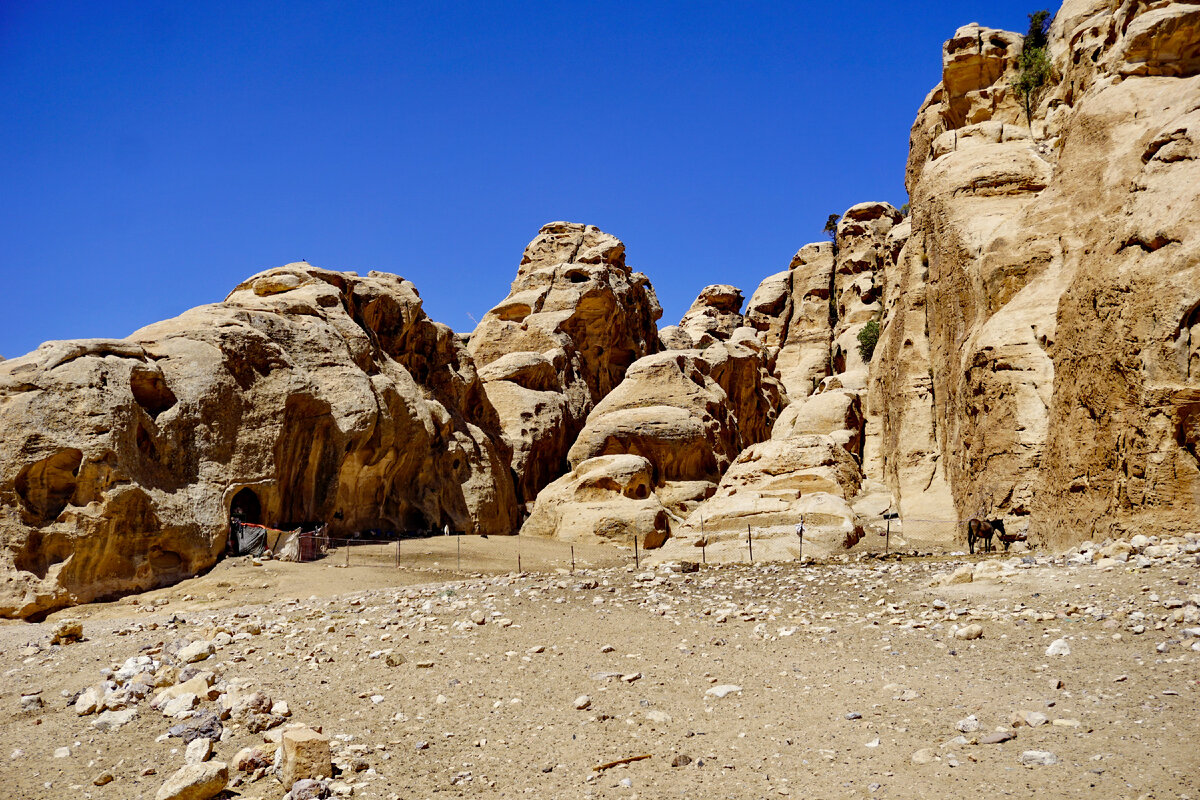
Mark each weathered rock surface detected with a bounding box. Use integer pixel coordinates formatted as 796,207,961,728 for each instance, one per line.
525,338,784,546
0,264,517,618
877,1,1200,548
663,285,745,350
468,223,661,507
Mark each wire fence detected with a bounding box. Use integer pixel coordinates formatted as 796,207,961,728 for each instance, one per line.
237,516,1007,575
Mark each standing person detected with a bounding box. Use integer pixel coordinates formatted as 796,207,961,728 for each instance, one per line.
795,517,805,561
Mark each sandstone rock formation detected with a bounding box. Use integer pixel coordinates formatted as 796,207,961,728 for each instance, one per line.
0,264,517,618
661,285,745,350
524,334,784,546
467,223,661,508
5,1,1200,608
877,0,1200,548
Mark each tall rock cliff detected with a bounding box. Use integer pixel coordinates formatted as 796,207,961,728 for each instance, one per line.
879,1,1200,547
0,264,517,618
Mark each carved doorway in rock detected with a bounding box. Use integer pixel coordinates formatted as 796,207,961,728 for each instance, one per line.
230,487,262,525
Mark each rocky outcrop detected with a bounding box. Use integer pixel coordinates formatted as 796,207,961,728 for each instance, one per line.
467,223,661,507
876,1,1200,548
661,285,745,350
745,242,835,399
657,204,905,560
0,264,518,618
524,334,785,545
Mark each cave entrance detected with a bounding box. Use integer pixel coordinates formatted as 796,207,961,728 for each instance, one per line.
230,487,262,525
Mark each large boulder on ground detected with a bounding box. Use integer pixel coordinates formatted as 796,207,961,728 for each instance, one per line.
468,223,661,506
521,455,671,548
0,264,518,618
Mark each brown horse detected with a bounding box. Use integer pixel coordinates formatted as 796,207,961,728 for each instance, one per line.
967,518,1006,554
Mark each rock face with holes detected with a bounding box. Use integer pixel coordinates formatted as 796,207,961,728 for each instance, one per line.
0,265,517,618
525,332,785,546
661,285,746,350
467,222,662,509
875,1,1200,547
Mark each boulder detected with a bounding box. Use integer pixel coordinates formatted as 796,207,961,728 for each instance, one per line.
279,726,332,787
154,761,228,800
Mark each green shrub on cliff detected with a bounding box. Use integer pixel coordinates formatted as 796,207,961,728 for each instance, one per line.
857,319,881,363
1013,10,1052,126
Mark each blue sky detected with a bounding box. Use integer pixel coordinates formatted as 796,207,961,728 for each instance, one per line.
0,1,1041,358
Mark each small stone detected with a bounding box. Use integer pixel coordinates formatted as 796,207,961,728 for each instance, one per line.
573,695,591,710
154,761,228,800
20,694,44,712
845,711,862,720
620,672,642,683
93,708,137,731
1045,638,1071,657
162,693,199,717
646,710,672,724
385,653,406,667
272,700,291,717
705,685,742,699
979,730,1016,744
956,715,981,733
864,737,880,748
1024,711,1049,727
1052,718,1082,728
1019,750,1059,766
469,610,486,625
670,754,692,767
954,624,983,640
233,747,271,772
911,748,937,764
185,737,212,765
54,747,71,758
51,619,84,645
178,641,215,664
93,770,115,786
285,778,332,800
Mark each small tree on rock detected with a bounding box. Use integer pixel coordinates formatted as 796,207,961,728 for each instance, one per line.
1012,10,1053,127
857,319,881,363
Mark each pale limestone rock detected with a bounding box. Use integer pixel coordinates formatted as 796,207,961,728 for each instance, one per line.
154,761,228,800
279,726,332,787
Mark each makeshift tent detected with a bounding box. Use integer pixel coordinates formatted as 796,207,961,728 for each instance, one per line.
228,522,328,562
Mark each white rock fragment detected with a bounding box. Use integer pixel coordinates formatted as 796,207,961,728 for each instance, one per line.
1045,638,1071,657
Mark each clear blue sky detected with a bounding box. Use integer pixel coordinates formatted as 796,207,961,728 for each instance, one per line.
0,1,1041,359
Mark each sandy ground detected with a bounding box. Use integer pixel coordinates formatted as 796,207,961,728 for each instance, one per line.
1,535,1198,800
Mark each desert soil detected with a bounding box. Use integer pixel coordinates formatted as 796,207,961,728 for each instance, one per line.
1,534,1197,800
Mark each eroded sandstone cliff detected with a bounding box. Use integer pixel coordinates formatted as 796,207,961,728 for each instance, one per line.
0,265,517,617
